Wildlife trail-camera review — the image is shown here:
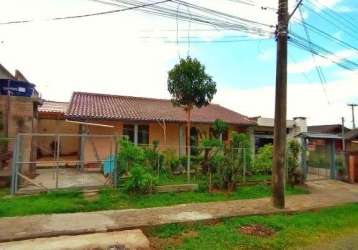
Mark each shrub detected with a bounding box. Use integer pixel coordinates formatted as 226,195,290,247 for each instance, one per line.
117,138,144,174
143,140,164,172
231,132,253,171
212,119,228,140
124,164,158,194
287,139,302,186
253,144,273,173
162,148,180,172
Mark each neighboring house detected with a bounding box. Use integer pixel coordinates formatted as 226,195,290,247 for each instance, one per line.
0,63,41,178
305,124,350,152
37,101,80,157
308,124,350,135
345,129,358,153
36,92,255,163
249,116,307,152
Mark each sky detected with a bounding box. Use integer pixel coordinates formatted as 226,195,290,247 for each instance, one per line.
0,0,357,127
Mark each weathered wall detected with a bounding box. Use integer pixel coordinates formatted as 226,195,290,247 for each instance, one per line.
37,119,80,156
348,142,358,152
149,122,179,149
84,121,122,162
0,96,37,176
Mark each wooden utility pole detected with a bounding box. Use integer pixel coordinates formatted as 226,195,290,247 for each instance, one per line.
348,104,357,129
272,0,289,209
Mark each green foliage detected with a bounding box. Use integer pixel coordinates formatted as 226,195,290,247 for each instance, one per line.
162,148,180,172
117,138,144,173
253,144,273,173
148,204,358,250
287,140,302,186
200,138,223,191
232,132,253,170
0,185,307,217
287,139,300,169
143,141,164,172
212,119,228,139
124,164,158,194
167,56,217,109
308,151,330,168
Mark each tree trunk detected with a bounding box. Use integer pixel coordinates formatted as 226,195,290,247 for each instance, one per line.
209,168,212,193
186,107,192,183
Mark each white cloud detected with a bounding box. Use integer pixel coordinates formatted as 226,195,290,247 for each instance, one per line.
258,49,275,61
314,0,343,9
214,70,358,126
0,0,357,128
288,50,358,74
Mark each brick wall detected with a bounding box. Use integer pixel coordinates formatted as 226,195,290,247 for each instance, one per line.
0,96,38,176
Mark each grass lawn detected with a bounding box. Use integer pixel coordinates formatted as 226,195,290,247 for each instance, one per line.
0,184,307,217
146,203,358,250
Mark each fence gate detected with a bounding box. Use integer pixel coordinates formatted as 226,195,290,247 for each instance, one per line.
301,134,340,182
11,133,119,194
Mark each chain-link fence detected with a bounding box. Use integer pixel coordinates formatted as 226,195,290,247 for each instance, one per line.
11,133,120,194
8,133,278,194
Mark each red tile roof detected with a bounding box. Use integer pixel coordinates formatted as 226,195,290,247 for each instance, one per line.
65,92,254,125
308,124,350,134
39,101,69,114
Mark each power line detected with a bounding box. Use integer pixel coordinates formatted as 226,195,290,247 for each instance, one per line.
301,2,358,41
297,4,330,104
0,0,172,25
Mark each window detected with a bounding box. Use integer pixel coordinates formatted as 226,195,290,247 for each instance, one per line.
123,124,135,142
123,124,149,145
138,125,149,145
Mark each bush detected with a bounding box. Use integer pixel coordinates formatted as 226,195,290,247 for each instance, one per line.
162,149,180,172
287,140,302,186
231,132,252,170
253,144,273,173
124,164,158,194
117,138,144,174
143,140,164,172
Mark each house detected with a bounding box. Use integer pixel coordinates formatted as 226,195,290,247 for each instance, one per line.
0,63,41,180
305,124,350,153
249,116,307,152
345,129,358,153
36,91,255,163
345,129,358,183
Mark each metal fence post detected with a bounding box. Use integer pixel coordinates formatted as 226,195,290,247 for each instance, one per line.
113,136,118,188
10,135,20,195
243,148,246,184
330,139,337,179
55,135,60,189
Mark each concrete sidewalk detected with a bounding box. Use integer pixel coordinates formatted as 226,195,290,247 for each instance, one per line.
0,180,358,243
0,230,150,250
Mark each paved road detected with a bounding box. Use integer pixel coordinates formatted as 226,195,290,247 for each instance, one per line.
0,180,358,243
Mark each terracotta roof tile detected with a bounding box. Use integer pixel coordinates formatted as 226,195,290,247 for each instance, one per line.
39,101,69,114
65,92,254,125
308,124,350,134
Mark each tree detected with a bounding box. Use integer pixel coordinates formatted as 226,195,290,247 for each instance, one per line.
168,56,217,182
212,119,228,142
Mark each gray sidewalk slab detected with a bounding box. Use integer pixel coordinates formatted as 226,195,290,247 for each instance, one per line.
0,230,150,250
0,180,357,243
